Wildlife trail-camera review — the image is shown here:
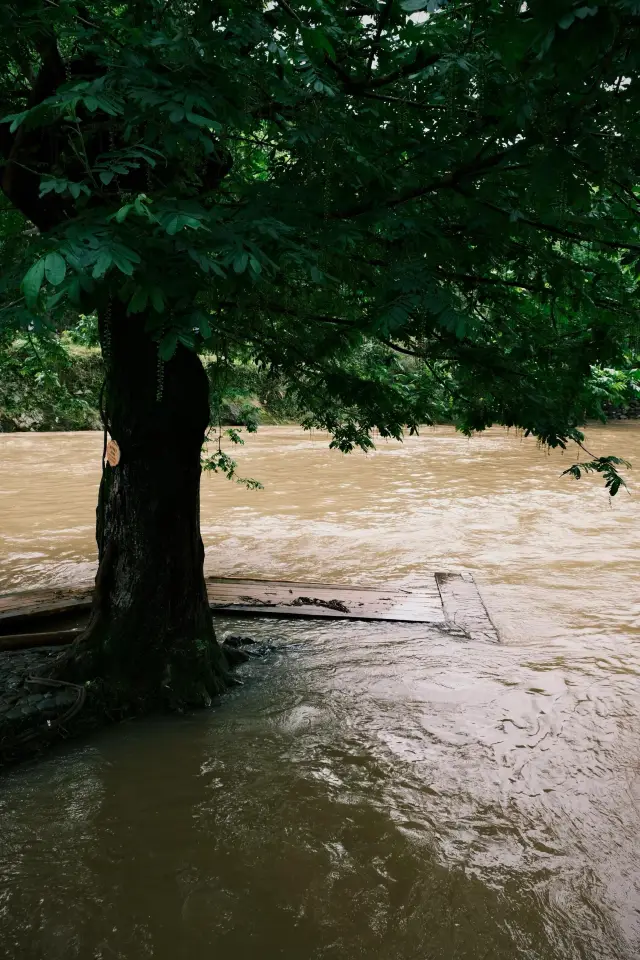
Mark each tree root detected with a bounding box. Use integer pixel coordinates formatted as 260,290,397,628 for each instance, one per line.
0,674,86,758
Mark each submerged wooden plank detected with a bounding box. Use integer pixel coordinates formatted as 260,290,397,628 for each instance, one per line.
0,578,443,625
0,593,92,627
0,629,82,652
0,573,498,639
205,576,445,624
435,572,500,643
0,587,90,617
209,599,445,623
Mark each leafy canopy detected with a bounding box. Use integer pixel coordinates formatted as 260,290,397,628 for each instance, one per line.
0,0,639,487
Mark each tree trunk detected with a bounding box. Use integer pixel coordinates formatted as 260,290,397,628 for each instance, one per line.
66,302,229,709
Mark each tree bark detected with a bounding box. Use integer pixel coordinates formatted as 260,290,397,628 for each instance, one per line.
66,301,229,709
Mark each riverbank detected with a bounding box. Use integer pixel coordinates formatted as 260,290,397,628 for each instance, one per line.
0,647,79,765
0,338,303,433
3,335,638,434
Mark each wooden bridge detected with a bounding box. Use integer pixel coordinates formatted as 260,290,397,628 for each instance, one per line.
0,572,499,651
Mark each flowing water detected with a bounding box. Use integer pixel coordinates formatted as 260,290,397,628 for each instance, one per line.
0,424,639,959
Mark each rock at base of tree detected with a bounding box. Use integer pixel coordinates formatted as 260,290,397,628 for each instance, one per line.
221,635,279,660
222,635,257,648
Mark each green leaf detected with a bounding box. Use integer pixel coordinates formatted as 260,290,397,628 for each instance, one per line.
92,251,113,279
2,110,29,133
225,427,244,445
401,0,428,10
233,251,249,274
180,215,203,230
558,12,575,28
44,252,66,286
209,261,226,278
22,259,46,307
186,112,215,128
150,287,165,313
538,29,555,54
128,287,149,313
99,170,115,185
113,203,132,223
67,277,81,304
562,455,630,496
169,107,184,123
39,179,58,196
134,194,149,216
158,332,178,360
198,314,212,338
111,251,136,276
301,28,336,59
46,289,67,310
93,95,122,117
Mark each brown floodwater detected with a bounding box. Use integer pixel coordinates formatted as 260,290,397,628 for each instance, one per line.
0,424,639,959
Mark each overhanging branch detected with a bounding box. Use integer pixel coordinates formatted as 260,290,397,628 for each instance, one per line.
480,200,640,253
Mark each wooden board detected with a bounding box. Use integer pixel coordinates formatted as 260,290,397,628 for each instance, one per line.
0,573,499,642
0,629,83,652
0,592,92,628
435,572,499,643
205,576,446,624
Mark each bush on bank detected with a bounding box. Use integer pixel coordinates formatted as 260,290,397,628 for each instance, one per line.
1,330,638,434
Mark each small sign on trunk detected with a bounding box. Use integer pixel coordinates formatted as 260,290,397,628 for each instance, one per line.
106,439,121,468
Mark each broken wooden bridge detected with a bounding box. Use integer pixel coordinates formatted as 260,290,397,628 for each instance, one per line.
0,572,499,651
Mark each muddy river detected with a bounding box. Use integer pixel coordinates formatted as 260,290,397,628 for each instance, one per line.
0,425,639,959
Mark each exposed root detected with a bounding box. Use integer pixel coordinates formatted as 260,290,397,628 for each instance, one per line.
0,674,86,761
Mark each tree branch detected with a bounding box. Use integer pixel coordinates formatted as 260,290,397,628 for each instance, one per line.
358,89,446,110
335,146,519,219
436,270,542,293
479,200,640,253
380,337,422,357
275,0,304,26
367,0,394,77
367,49,442,90
324,45,442,92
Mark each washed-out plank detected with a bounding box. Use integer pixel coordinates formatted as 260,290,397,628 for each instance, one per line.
435,572,499,643
0,590,92,628
0,573,499,640
205,576,445,623
0,629,83,652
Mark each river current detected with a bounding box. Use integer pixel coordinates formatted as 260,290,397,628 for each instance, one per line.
0,424,638,959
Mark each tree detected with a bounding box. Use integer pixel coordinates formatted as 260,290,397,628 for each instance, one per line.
0,0,638,709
